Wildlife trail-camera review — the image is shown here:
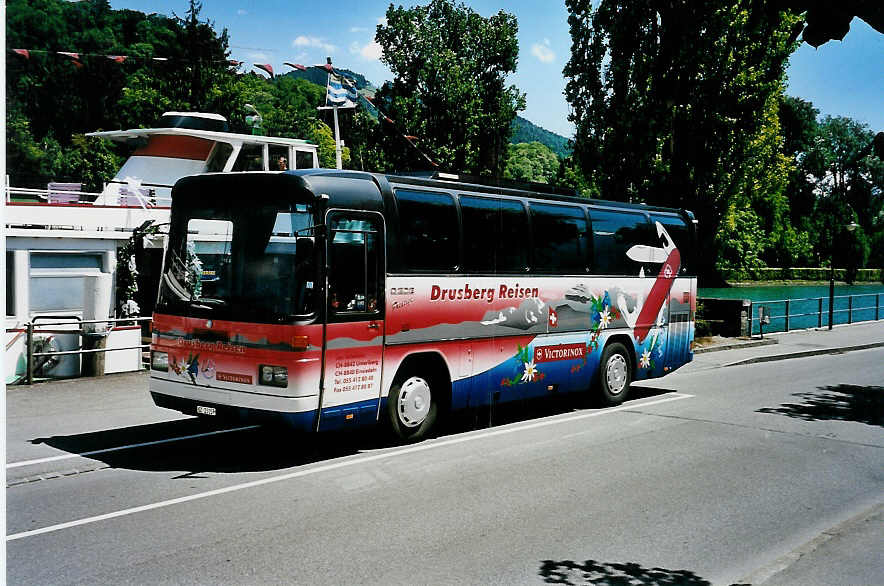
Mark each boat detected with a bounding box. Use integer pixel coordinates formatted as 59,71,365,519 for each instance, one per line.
5,112,320,383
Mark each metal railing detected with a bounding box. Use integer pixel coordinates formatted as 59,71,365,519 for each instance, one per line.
15,316,153,385
747,293,882,336
6,182,172,208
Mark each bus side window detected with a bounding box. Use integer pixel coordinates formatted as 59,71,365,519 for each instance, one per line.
650,213,692,275
530,203,589,274
460,196,529,274
590,209,653,276
394,189,458,272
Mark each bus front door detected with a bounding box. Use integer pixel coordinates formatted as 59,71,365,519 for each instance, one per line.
319,212,385,430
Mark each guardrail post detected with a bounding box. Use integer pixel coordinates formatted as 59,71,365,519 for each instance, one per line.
784,300,790,332
877,294,880,321
848,295,853,324
818,298,823,328
747,301,753,337
25,322,34,385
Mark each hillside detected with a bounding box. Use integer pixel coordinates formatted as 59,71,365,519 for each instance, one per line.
510,116,571,158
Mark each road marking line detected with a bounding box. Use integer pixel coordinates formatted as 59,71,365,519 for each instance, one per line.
6,425,261,469
6,393,692,542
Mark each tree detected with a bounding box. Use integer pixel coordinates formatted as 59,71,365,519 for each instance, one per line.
374,0,525,176
504,142,559,184
563,1,802,279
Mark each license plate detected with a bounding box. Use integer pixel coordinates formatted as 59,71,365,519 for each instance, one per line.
196,405,216,416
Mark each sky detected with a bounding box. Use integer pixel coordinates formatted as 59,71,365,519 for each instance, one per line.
109,1,883,139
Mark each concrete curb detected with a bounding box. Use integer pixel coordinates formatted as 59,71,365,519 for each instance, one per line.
738,502,884,585
723,341,884,367
693,338,777,354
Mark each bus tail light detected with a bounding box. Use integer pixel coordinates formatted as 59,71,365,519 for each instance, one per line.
151,351,169,372
259,365,288,388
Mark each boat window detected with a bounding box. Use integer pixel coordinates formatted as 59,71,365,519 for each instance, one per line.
295,149,314,170
231,144,265,171
206,143,233,172
269,145,289,171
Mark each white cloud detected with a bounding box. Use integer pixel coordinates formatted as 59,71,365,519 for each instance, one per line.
237,9,247,16
350,40,382,61
531,39,555,63
292,35,337,54
377,17,387,26
350,26,368,33
247,52,269,61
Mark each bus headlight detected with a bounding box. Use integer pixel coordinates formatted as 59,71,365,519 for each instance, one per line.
151,351,169,372
259,365,288,388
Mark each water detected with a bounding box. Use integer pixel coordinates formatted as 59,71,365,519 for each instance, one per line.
699,283,884,334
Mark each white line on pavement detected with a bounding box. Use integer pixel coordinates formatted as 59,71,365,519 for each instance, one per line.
6,393,692,542
6,425,261,469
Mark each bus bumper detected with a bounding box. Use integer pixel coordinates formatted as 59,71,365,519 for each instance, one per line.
149,377,319,429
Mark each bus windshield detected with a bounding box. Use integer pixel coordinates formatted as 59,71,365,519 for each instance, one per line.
157,200,316,322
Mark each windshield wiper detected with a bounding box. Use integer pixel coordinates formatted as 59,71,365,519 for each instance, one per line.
188,297,228,308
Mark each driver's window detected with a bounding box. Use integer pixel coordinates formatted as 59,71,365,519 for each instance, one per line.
328,214,381,317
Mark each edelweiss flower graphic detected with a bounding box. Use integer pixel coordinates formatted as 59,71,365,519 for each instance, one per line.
521,361,538,382
599,307,612,329
639,349,651,369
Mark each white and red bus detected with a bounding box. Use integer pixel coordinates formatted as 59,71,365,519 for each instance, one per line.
150,170,696,439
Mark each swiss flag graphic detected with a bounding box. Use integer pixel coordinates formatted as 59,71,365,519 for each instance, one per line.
548,307,558,328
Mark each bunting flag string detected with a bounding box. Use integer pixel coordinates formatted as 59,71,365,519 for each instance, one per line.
9,46,440,168
253,63,274,77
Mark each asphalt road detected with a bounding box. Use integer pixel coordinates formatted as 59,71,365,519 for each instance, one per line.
6,348,883,585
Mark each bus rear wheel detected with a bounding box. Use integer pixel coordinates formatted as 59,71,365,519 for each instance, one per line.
597,342,632,406
387,372,438,441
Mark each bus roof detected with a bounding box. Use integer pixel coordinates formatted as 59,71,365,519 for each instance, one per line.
171,168,694,222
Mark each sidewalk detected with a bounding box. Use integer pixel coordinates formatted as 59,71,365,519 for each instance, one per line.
689,320,884,370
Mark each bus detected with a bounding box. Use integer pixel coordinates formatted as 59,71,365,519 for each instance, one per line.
149,170,696,439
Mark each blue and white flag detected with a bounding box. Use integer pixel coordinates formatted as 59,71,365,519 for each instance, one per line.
326,72,359,107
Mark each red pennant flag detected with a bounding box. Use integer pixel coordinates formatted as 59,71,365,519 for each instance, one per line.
254,63,274,77
58,52,83,68
13,49,30,59
107,55,127,63
383,116,394,124
229,59,242,66
404,136,418,141
284,62,307,71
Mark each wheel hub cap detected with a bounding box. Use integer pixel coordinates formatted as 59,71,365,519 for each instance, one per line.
606,354,628,395
398,376,431,427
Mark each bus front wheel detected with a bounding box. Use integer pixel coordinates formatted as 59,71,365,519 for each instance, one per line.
597,342,632,406
387,372,438,441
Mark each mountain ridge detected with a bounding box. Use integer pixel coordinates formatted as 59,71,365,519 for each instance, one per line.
281,69,571,158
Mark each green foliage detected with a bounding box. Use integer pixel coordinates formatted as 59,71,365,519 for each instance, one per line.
375,0,525,176
563,0,802,278
510,116,571,158
715,204,766,272
504,142,559,184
